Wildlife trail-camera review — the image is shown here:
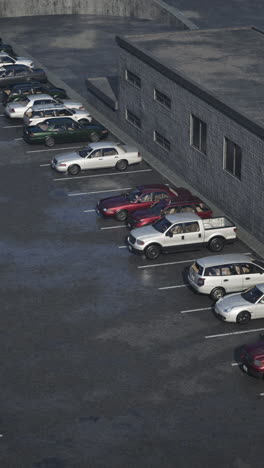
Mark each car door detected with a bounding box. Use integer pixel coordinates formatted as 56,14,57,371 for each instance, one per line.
251,295,264,320
136,192,154,210
240,263,264,290
164,221,203,251
82,149,103,170
66,121,85,142
220,263,244,293
99,147,120,168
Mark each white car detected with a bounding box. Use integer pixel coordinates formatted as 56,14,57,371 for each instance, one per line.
5,94,86,119
23,103,92,126
215,284,264,324
51,142,142,175
0,52,34,68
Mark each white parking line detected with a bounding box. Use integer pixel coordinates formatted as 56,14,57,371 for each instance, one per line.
138,259,194,269
100,225,127,230
68,187,131,197
231,362,240,366
259,393,264,396
158,284,187,290
118,245,127,249
83,209,95,213
26,146,80,153
0,114,4,117
39,163,50,167
53,168,152,182
180,307,211,314
4,125,23,128
14,137,23,141
205,328,264,339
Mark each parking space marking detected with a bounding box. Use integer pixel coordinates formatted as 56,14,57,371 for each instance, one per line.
53,168,152,182
180,307,211,314
158,284,187,290
118,245,127,249
4,125,23,128
68,188,131,197
83,209,95,213
14,137,23,140
231,362,240,366
138,259,193,269
205,328,264,339
39,163,50,167
27,146,80,153
100,225,127,230
259,393,264,396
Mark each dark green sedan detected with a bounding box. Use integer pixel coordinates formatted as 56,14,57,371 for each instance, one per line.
23,117,109,147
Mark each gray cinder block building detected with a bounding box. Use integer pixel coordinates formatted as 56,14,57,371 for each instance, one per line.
114,26,264,243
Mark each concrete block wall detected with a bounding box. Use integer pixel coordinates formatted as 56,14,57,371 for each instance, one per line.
117,48,264,242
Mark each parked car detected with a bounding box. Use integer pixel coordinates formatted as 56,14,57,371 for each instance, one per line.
23,117,108,147
97,184,187,221
127,213,237,260
0,65,47,87
2,82,68,104
5,93,85,119
240,339,264,378
23,103,92,126
51,142,141,175
0,51,33,68
0,43,16,57
188,254,264,300
214,284,264,324
127,196,212,229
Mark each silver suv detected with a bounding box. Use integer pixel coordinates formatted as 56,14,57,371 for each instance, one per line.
188,253,264,300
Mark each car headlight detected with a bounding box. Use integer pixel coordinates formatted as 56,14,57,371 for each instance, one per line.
136,239,145,245
103,208,108,212
224,307,233,313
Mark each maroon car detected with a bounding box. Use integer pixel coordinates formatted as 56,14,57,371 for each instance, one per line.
126,196,213,229
240,339,264,378
96,184,191,221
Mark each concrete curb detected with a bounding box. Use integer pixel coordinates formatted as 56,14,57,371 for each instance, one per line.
6,38,264,259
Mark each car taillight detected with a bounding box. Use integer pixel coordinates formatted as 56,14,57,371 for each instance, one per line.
233,227,237,232
11,108,15,112
137,152,141,158
197,278,205,286
28,132,34,137
79,106,85,110
102,130,108,133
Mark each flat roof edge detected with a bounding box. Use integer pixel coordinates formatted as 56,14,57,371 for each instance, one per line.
116,35,264,140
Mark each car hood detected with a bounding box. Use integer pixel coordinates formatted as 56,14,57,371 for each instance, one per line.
130,224,161,240
54,151,81,163
217,293,250,309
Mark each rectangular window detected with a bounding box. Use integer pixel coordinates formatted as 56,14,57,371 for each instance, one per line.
154,130,171,151
154,89,171,109
190,114,207,154
125,69,141,89
126,109,141,129
224,137,242,180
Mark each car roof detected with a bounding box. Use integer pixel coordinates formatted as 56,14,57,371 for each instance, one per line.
166,212,200,223
28,94,54,101
196,253,256,268
84,142,118,150
30,103,66,111
165,196,207,205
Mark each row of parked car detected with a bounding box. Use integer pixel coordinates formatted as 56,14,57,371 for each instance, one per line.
2,37,263,378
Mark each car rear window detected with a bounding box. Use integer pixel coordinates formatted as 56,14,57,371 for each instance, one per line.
191,262,204,275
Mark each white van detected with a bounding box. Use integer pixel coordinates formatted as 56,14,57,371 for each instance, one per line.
188,253,264,300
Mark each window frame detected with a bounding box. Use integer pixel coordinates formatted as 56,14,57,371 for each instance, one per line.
125,108,141,130
125,69,141,89
190,114,207,155
223,137,242,180
153,130,171,151
154,88,171,110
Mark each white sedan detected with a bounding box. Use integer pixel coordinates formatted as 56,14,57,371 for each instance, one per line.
215,284,264,324
0,52,34,68
5,93,85,119
51,142,142,175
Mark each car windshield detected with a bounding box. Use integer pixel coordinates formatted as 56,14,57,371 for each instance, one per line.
126,189,142,202
153,217,172,233
242,286,264,304
148,200,167,215
79,146,92,158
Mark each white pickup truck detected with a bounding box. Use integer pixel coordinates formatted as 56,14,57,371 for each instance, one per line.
127,213,237,260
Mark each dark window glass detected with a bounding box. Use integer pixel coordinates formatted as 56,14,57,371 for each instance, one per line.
154,130,171,151
126,69,141,88
191,115,207,154
103,148,118,157
224,138,242,180
154,89,171,109
126,109,141,129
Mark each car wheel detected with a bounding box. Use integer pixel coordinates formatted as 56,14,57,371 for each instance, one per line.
236,311,251,325
116,159,128,171
115,210,127,221
90,132,100,142
208,237,225,252
145,244,161,260
68,164,80,176
44,136,55,147
210,287,225,301
79,118,90,124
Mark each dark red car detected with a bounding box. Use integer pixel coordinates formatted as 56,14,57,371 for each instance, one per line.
240,339,264,378
126,196,213,229
96,184,191,221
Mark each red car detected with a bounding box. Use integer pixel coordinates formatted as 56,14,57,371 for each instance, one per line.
240,339,264,378
126,196,213,229
96,184,191,221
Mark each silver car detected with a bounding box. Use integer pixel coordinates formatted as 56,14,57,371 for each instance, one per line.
23,103,92,126
0,52,34,68
188,254,264,300
215,284,264,324
51,142,142,175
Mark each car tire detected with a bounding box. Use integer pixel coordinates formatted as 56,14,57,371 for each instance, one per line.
145,244,161,260
210,287,225,301
78,118,91,124
208,237,225,252
236,311,251,325
45,136,55,147
90,132,100,142
116,159,128,171
115,210,127,222
68,164,80,176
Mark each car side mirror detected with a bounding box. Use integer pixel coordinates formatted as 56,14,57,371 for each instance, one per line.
166,231,173,238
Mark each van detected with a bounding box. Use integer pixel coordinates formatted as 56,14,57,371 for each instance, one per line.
187,253,264,300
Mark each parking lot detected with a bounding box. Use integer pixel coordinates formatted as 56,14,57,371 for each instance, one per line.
0,84,264,468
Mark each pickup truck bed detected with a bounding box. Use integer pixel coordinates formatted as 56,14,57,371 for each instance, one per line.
203,217,234,230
